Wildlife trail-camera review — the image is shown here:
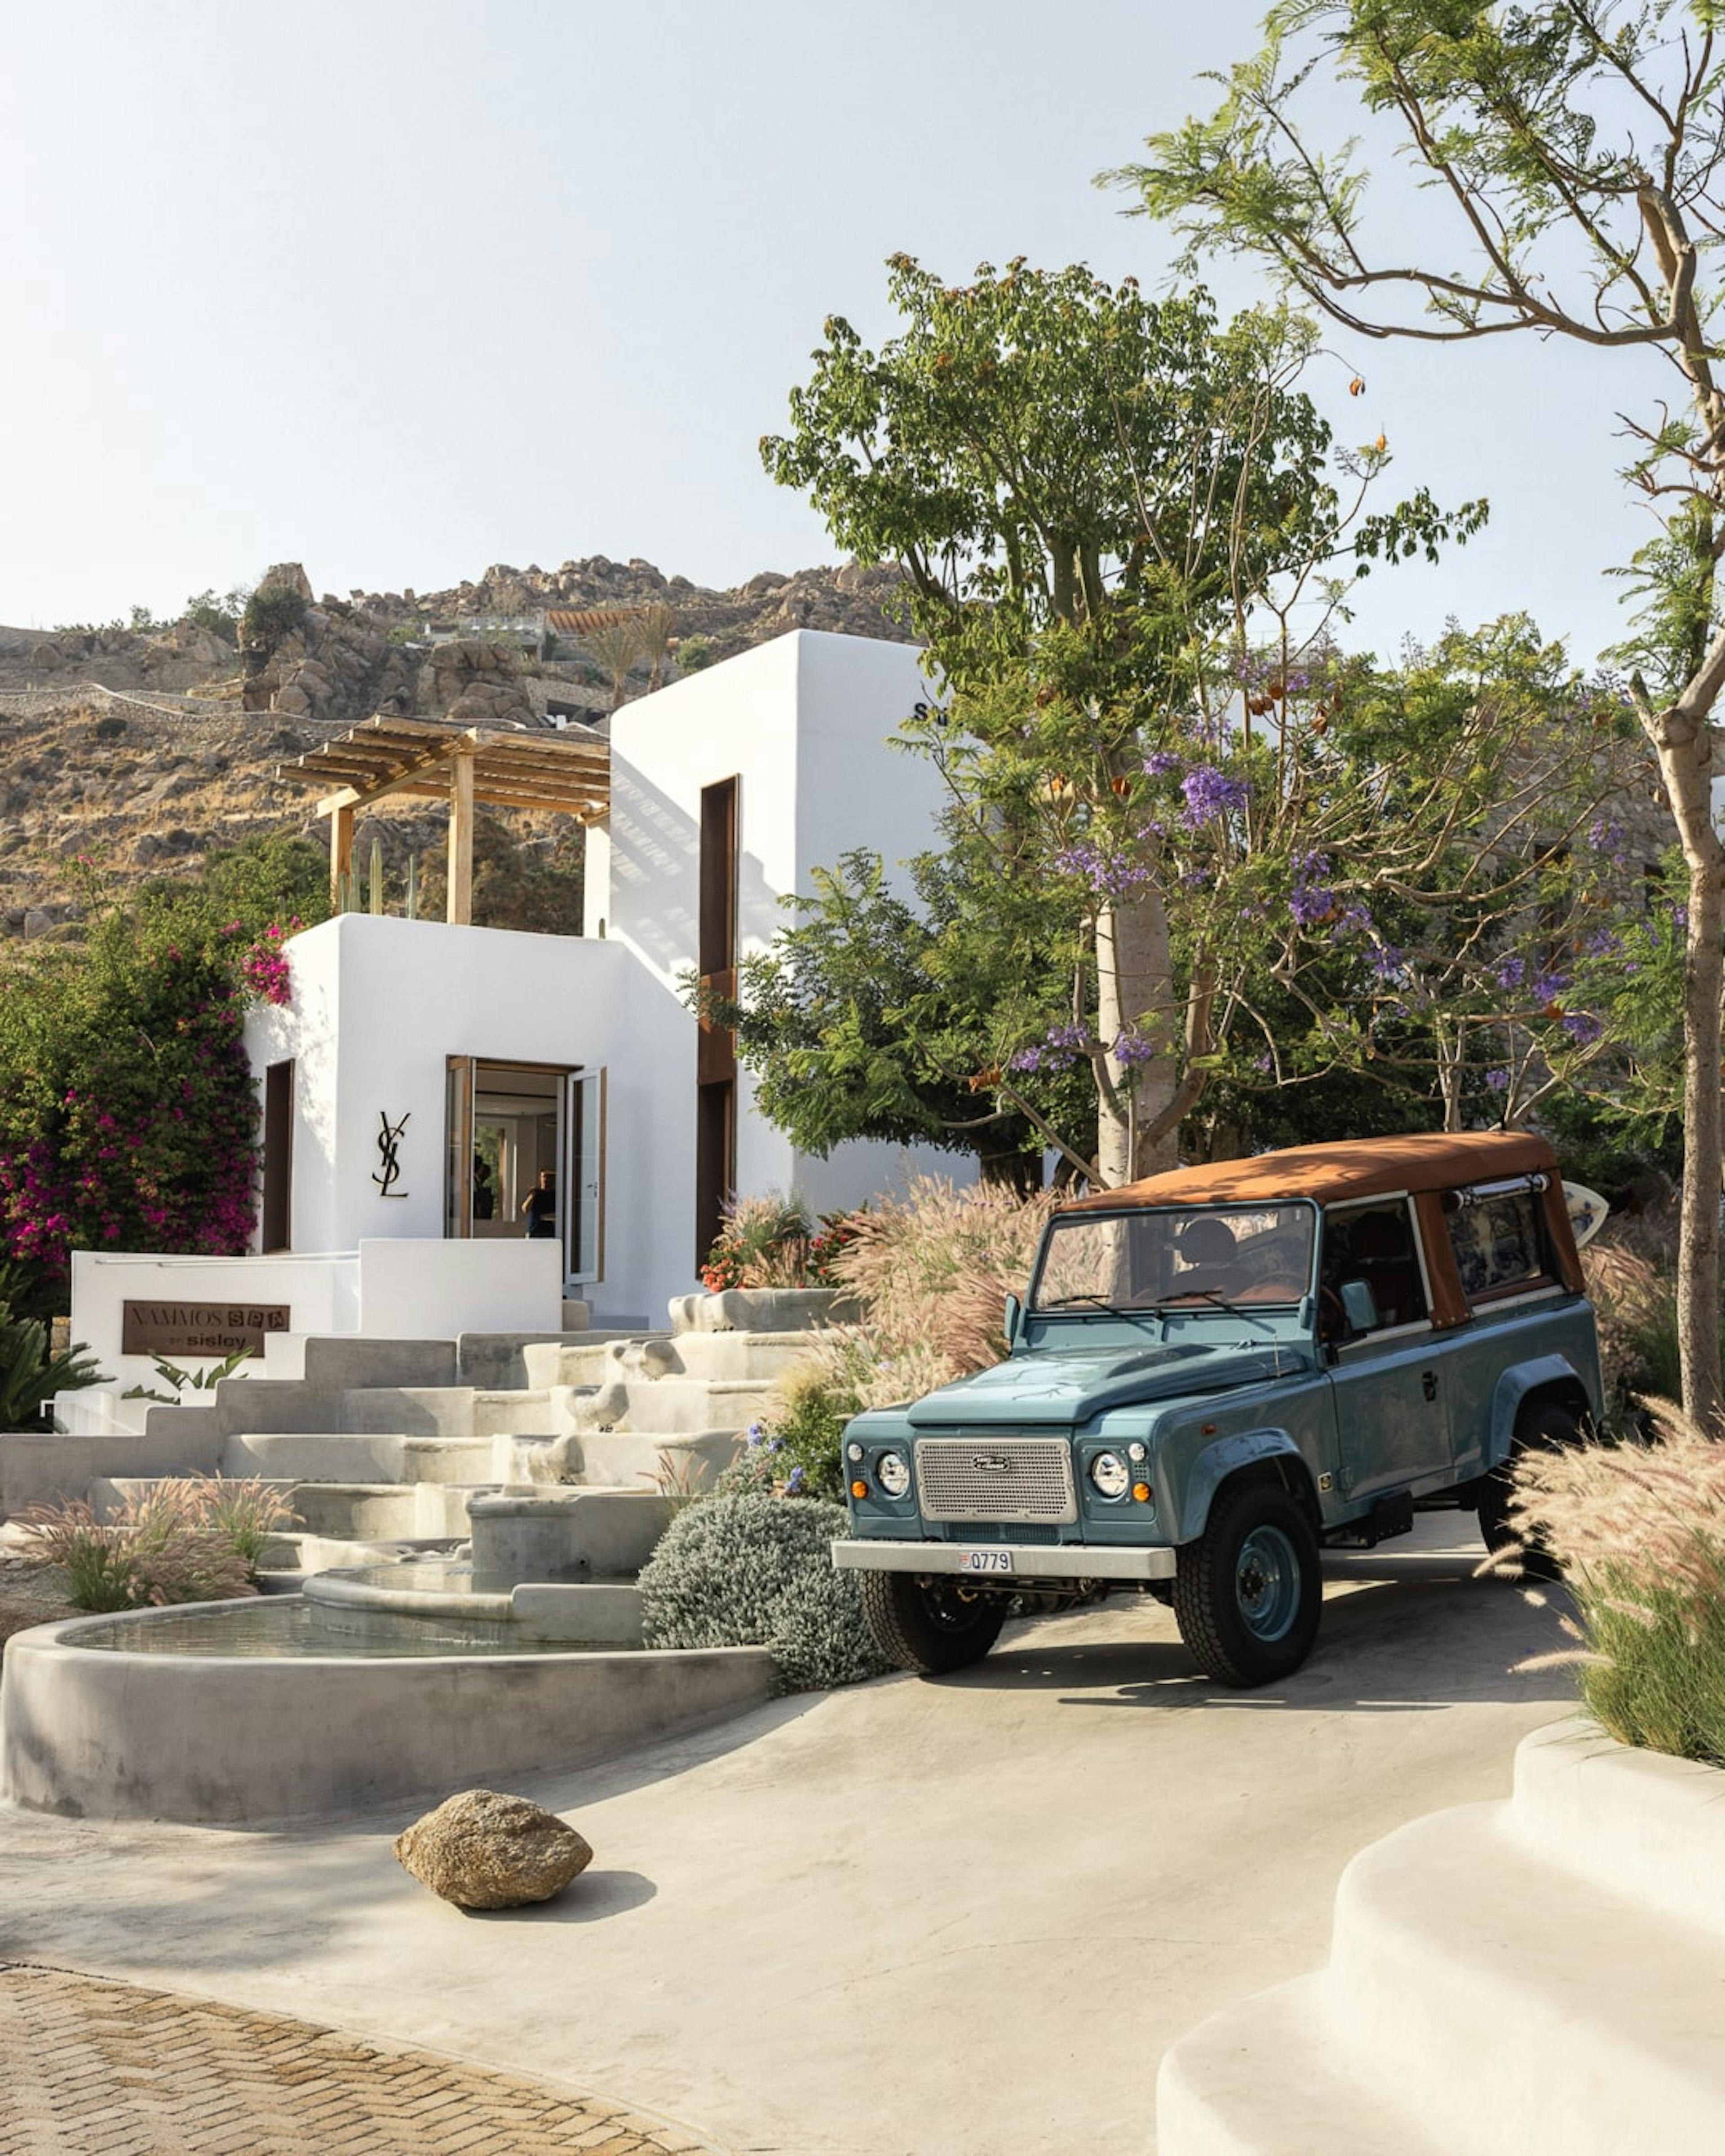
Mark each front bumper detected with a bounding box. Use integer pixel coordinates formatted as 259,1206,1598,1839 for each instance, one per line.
831,1537,1177,1582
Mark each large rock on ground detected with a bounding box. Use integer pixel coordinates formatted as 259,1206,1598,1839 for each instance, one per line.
394,1789,593,1909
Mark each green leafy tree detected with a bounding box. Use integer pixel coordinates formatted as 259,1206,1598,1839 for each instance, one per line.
701,835,1092,1185
764,256,1486,1183
1118,0,1725,1416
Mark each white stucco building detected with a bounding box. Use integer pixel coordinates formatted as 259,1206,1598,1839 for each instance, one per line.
69,630,966,1378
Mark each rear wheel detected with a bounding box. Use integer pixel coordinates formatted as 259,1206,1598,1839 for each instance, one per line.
860,1570,1007,1675
1478,1400,1578,1581
1173,1479,1322,1687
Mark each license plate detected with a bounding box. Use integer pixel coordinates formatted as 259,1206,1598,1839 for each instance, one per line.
957,1549,1014,1574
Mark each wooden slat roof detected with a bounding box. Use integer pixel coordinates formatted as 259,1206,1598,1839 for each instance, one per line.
276,715,609,821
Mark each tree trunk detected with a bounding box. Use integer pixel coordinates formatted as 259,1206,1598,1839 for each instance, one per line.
1645,697,1725,1431
1094,883,1177,1187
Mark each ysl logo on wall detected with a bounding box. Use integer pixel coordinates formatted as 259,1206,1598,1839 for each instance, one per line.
373,1110,410,1197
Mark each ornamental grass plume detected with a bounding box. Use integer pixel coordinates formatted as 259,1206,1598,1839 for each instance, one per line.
823,1172,1058,1382
15,1475,295,1611
1506,1397,1725,1767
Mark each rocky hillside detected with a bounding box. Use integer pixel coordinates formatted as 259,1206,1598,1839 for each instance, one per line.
0,554,914,939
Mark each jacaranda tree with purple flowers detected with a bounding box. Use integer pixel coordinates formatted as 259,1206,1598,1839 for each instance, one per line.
765,256,1493,1184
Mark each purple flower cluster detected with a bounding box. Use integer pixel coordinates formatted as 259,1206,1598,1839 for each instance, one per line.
1112,1030,1159,1069
1180,766,1250,830
1561,1011,1603,1046
1009,1022,1090,1075
1587,816,1628,866
1052,839,1153,900
1142,750,1183,779
1289,851,1337,928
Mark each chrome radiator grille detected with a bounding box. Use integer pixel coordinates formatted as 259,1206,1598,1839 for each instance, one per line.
914,1436,1076,1525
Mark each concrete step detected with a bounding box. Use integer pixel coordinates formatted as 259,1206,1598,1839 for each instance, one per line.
258,1529,460,1578
218,1432,497,1484
467,1484,674,1585
1161,1778,1725,2151
301,1336,458,1391
609,1376,775,1435
562,1427,741,1492
526,1330,822,1389
336,1386,557,1440
669,1287,850,1334
285,1482,481,1540
457,1330,603,1389
1157,1973,1437,2156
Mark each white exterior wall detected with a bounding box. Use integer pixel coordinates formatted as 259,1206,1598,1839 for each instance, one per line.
67,1248,360,1402
243,914,677,1325
603,629,974,1246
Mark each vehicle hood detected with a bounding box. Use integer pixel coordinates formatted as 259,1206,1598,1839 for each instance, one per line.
904,1339,1312,1428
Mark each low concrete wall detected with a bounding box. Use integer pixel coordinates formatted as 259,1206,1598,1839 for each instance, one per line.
67,1249,360,1397
0,1607,777,1825
358,1238,563,1338
0,1418,223,1522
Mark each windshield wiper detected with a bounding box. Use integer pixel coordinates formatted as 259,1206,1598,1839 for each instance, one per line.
1039,1293,1123,1312
1153,1286,1273,1332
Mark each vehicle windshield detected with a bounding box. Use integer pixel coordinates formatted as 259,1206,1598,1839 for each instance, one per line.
1029,1203,1316,1315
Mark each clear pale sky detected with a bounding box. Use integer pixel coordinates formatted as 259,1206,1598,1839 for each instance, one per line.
0,2,1679,663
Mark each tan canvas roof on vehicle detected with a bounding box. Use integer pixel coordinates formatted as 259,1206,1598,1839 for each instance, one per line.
1061,1129,1559,1214
1060,1129,1580,1326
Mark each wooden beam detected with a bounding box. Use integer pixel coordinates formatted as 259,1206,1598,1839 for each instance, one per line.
329,800,354,907
310,738,464,817
447,747,476,924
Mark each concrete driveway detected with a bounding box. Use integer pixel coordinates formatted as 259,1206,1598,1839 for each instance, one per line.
0,1522,1576,2155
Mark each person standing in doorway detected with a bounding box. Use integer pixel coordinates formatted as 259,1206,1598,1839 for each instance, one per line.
522,1169,558,1239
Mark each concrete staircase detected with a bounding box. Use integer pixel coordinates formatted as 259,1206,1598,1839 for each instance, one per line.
1157,1718,1725,2152
40,1301,836,1593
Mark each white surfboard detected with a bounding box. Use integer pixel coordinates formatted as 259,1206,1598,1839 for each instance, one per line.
1564,1181,1609,1250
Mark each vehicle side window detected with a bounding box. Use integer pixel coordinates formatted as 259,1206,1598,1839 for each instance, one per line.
1319,1200,1429,1338
1444,1188,1552,1303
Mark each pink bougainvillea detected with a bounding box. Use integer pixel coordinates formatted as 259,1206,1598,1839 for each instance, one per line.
238,920,300,1007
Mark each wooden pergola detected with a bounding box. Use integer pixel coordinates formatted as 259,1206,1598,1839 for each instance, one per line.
276,716,610,923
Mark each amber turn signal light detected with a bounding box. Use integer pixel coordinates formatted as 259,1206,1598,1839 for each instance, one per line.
1132,1482,1152,1503
850,1480,869,1500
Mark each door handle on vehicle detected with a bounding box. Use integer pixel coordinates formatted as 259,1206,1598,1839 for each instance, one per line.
1422,1370,1439,1402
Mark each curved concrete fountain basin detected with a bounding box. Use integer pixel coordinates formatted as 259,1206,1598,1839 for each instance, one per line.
305,1563,646,1646
0,1602,776,1825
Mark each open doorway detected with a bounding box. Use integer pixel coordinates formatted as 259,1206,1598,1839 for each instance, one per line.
445,1057,606,1288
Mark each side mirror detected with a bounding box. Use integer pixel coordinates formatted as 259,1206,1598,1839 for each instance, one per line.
1340,1279,1379,1336
1003,1293,1022,1350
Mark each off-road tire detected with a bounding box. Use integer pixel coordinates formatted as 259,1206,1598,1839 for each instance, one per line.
1478,1400,1578,1582
1173,1479,1323,1688
860,1570,1008,1675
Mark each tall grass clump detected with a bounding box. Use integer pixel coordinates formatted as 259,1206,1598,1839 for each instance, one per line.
1511,1398,1725,1767
15,1476,296,1611
745,1174,1060,1495
819,1173,1058,1396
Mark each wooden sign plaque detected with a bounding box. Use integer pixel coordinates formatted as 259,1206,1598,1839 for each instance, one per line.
120,1301,292,1360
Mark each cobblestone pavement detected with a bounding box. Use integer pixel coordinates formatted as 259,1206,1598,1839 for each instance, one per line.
0,1965,719,2156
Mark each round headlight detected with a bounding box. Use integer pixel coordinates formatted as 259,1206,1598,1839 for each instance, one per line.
876,1450,911,1498
1089,1449,1130,1499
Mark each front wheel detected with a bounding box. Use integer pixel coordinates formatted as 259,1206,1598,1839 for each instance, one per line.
860,1570,1007,1675
1173,1480,1322,1687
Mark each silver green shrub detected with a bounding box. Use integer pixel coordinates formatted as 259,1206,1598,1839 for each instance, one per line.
637,1493,891,1691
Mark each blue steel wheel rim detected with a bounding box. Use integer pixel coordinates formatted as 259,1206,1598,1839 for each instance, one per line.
1234,1524,1300,1642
